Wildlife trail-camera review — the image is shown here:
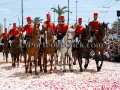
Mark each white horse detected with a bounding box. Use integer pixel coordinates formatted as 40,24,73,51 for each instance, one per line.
56,27,75,72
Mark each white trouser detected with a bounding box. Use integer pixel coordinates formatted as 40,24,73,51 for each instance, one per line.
88,37,93,43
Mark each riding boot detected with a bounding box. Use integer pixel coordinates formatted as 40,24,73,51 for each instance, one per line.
8,43,11,50
39,44,43,54
0,45,2,52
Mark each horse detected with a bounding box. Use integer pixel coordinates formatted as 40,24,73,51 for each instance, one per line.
2,37,9,62
41,25,56,73
11,36,22,67
91,22,109,71
57,27,75,72
25,23,41,75
77,25,91,72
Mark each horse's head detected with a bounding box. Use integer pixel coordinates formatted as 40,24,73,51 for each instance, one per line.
66,27,75,43
81,25,91,42
98,22,109,36
32,23,41,39
42,25,52,36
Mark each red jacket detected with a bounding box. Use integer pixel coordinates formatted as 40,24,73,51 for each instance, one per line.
43,21,55,32
8,28,20,37
22,24,34,35
54,23,68,35
0,33,9,39
74,25,84,36
88,20,100,32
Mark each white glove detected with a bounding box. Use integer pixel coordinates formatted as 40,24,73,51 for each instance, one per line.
9,40,12,44
24,40,26,44
54,35,57,40
41,35,44,38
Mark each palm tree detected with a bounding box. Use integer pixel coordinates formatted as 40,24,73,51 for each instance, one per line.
32,17,43,24
112,18,120,29
51,5,72,23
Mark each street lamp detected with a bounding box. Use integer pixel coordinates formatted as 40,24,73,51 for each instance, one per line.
76,1,78,25
68,0,69,25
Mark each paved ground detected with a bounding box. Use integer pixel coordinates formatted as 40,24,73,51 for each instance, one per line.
0,53,120,90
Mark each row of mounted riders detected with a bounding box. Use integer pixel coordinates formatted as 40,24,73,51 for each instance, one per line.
0,12,109,75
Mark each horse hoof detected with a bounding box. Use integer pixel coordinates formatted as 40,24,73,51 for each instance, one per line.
50,70,53,74
35,72,38,75
70,70,74,72
40,70,43,72
54,67,57,70
63,70,66,72
73,62,76,65
26,71,28,73
97,67,101,72
29,70,32,73
84,65,88,69
44,70,47,73
80,69,83,72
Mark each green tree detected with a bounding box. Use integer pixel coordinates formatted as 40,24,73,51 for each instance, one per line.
51,5,72,23
111,18,120,29
32,17,43,24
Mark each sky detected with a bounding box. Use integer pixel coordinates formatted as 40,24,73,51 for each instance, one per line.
0,0,120,32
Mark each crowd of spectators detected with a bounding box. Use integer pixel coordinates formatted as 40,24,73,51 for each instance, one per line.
90,28,120,63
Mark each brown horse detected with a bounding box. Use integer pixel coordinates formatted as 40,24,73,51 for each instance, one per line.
2,37,9,62
92,22,108,71
41,25,56,73
11,36,22,67
25,23,41,75
78,25,91,72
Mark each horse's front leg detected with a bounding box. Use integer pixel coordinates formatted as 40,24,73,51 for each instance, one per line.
38,54,42,72
99,50,104,71
50,53,54,73
34,56,38,75
95,51,100,71
29,56,32,73
84,52,90,69
68,51,74,72
44,53,47,73
54,53,57,70
63,55,66,72
17,54,19,68
5,52,8,62
78,53,83,72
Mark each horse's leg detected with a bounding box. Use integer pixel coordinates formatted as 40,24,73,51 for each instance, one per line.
95,50,100,71
68,51,74,72
34,55,38,75
38,54,42,72
17,54,19,68
98,50,104,71
54,53,57,69
29,56,32,73
84,51,90,69
25,55,30,73
5,52,8,62
78,52,83,72
50,53,54,73
44,53,47,73
3,52,5,60
24,54,27,67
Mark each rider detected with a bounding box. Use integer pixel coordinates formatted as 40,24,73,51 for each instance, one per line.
73,18,85,50
20,16,34,53
88,13,100,46
54,15,68,49
8,23,20,50
40,13,55,53
0,28,9,51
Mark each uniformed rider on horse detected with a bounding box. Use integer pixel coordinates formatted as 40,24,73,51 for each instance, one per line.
0,28,9,51
73,18,85,51
88,13,101,47
54,16,68,49
40,13,55,53
19,16,34,53
8,23,20,50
